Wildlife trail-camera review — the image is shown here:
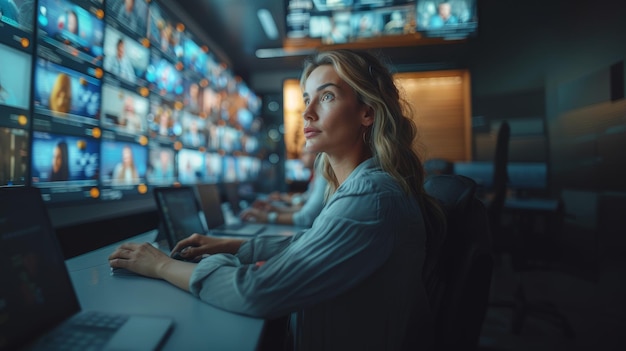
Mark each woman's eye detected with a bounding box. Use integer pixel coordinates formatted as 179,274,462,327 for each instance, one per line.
321,93,334,102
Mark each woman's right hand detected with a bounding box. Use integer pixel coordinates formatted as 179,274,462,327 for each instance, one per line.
170,233,245,260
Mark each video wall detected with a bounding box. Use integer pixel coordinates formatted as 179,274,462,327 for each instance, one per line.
0,0,264,205
285,0,478,43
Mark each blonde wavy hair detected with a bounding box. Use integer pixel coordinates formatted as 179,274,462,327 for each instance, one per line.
300,49,445,231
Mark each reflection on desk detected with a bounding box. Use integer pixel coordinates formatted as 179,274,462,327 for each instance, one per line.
65,230,265,351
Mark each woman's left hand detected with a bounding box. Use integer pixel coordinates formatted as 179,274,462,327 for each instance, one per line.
108,242,171,279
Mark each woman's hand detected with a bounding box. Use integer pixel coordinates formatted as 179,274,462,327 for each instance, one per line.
170,233,245,259
239,207,268,223
108,242,171,279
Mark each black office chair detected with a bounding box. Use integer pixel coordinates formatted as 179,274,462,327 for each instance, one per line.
404,174,494,351
487,121,575,339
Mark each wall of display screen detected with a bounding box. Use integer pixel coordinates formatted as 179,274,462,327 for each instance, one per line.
0,0,264,207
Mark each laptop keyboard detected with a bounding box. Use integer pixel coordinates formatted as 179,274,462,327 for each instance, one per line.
35,311,129,350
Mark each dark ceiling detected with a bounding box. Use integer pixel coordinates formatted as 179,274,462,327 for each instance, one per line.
173,0,471,83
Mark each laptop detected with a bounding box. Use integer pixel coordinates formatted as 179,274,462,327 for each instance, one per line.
153,186,263,251
196,183,265,236
0,186,173,351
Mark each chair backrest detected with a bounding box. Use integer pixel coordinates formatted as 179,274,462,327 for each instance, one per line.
423,174,494,351
489,121,510,229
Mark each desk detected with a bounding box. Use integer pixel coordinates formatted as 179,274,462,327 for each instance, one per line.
65,230,266,351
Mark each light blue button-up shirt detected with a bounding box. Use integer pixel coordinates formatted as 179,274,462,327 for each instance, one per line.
190,158,431,350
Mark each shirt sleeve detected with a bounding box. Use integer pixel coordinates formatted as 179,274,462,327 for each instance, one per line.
292,175,327,227
189,185,397,319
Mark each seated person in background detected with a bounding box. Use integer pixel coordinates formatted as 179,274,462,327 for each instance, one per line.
239,161,326,228
108,49,445,350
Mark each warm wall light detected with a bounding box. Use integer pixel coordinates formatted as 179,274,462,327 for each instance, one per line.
257,8,279,40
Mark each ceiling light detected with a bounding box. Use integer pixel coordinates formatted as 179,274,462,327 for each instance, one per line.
255,47,316,59
257,9,279,40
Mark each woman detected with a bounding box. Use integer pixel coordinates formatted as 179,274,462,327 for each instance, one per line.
109,49,444,350
112,145,138,184
50,141,69,181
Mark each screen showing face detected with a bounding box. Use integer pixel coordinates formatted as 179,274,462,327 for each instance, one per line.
101,83,149,135
37,0,105,63
100,139,148,186
33,58,101,123
147,143,175,185
103,26,150,84
105,0,149,38
31,131,99,184
177,148,204,184
416,0,478,39
146,1,182,60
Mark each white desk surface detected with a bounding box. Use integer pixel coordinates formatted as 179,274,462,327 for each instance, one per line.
65,230,265,351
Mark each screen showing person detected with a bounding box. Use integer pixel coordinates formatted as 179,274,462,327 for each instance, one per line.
236,156,259,182
30,131,99,183
203,152,222,183
218,126,242,152
221,155,238,183
144,55,183,98
0,0,35,33
176,148,204,184
100,140,147,185
101,84,148,134
37,0,105,61
183,80,203,115
147,98,182,140
0,42,32,110
416,0,478,38
103,27,149,84
34,58,101,121
105,0,149,37
180,112,207,149
350,11,383,39
146,2,181,60
0,127,28,186
146,144,175,185
199,85,221,120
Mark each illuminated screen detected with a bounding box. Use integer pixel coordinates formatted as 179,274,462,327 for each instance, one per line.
0,0,266,231
0,42,32,110
101,83,149,135
37,0,105,63
33,58,101,123
100,139,148,186
103,26,150,84
105,0,150,38
144,54,184,99
177,148,204,184
0,0,35,33
147,143,176,185
285,0,478,42
146,1,182,61
0,127,29,186
416,0,478,40
285,159,312,182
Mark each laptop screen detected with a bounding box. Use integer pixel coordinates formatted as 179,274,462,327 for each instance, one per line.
0,186,80,351
195,183,226,229
153,186,209,248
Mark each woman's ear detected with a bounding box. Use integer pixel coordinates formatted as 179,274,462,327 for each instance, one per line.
361,105,375,127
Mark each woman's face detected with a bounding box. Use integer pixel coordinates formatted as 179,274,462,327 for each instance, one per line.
122,147,133,166
302,65,371,157
52,146,63,172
